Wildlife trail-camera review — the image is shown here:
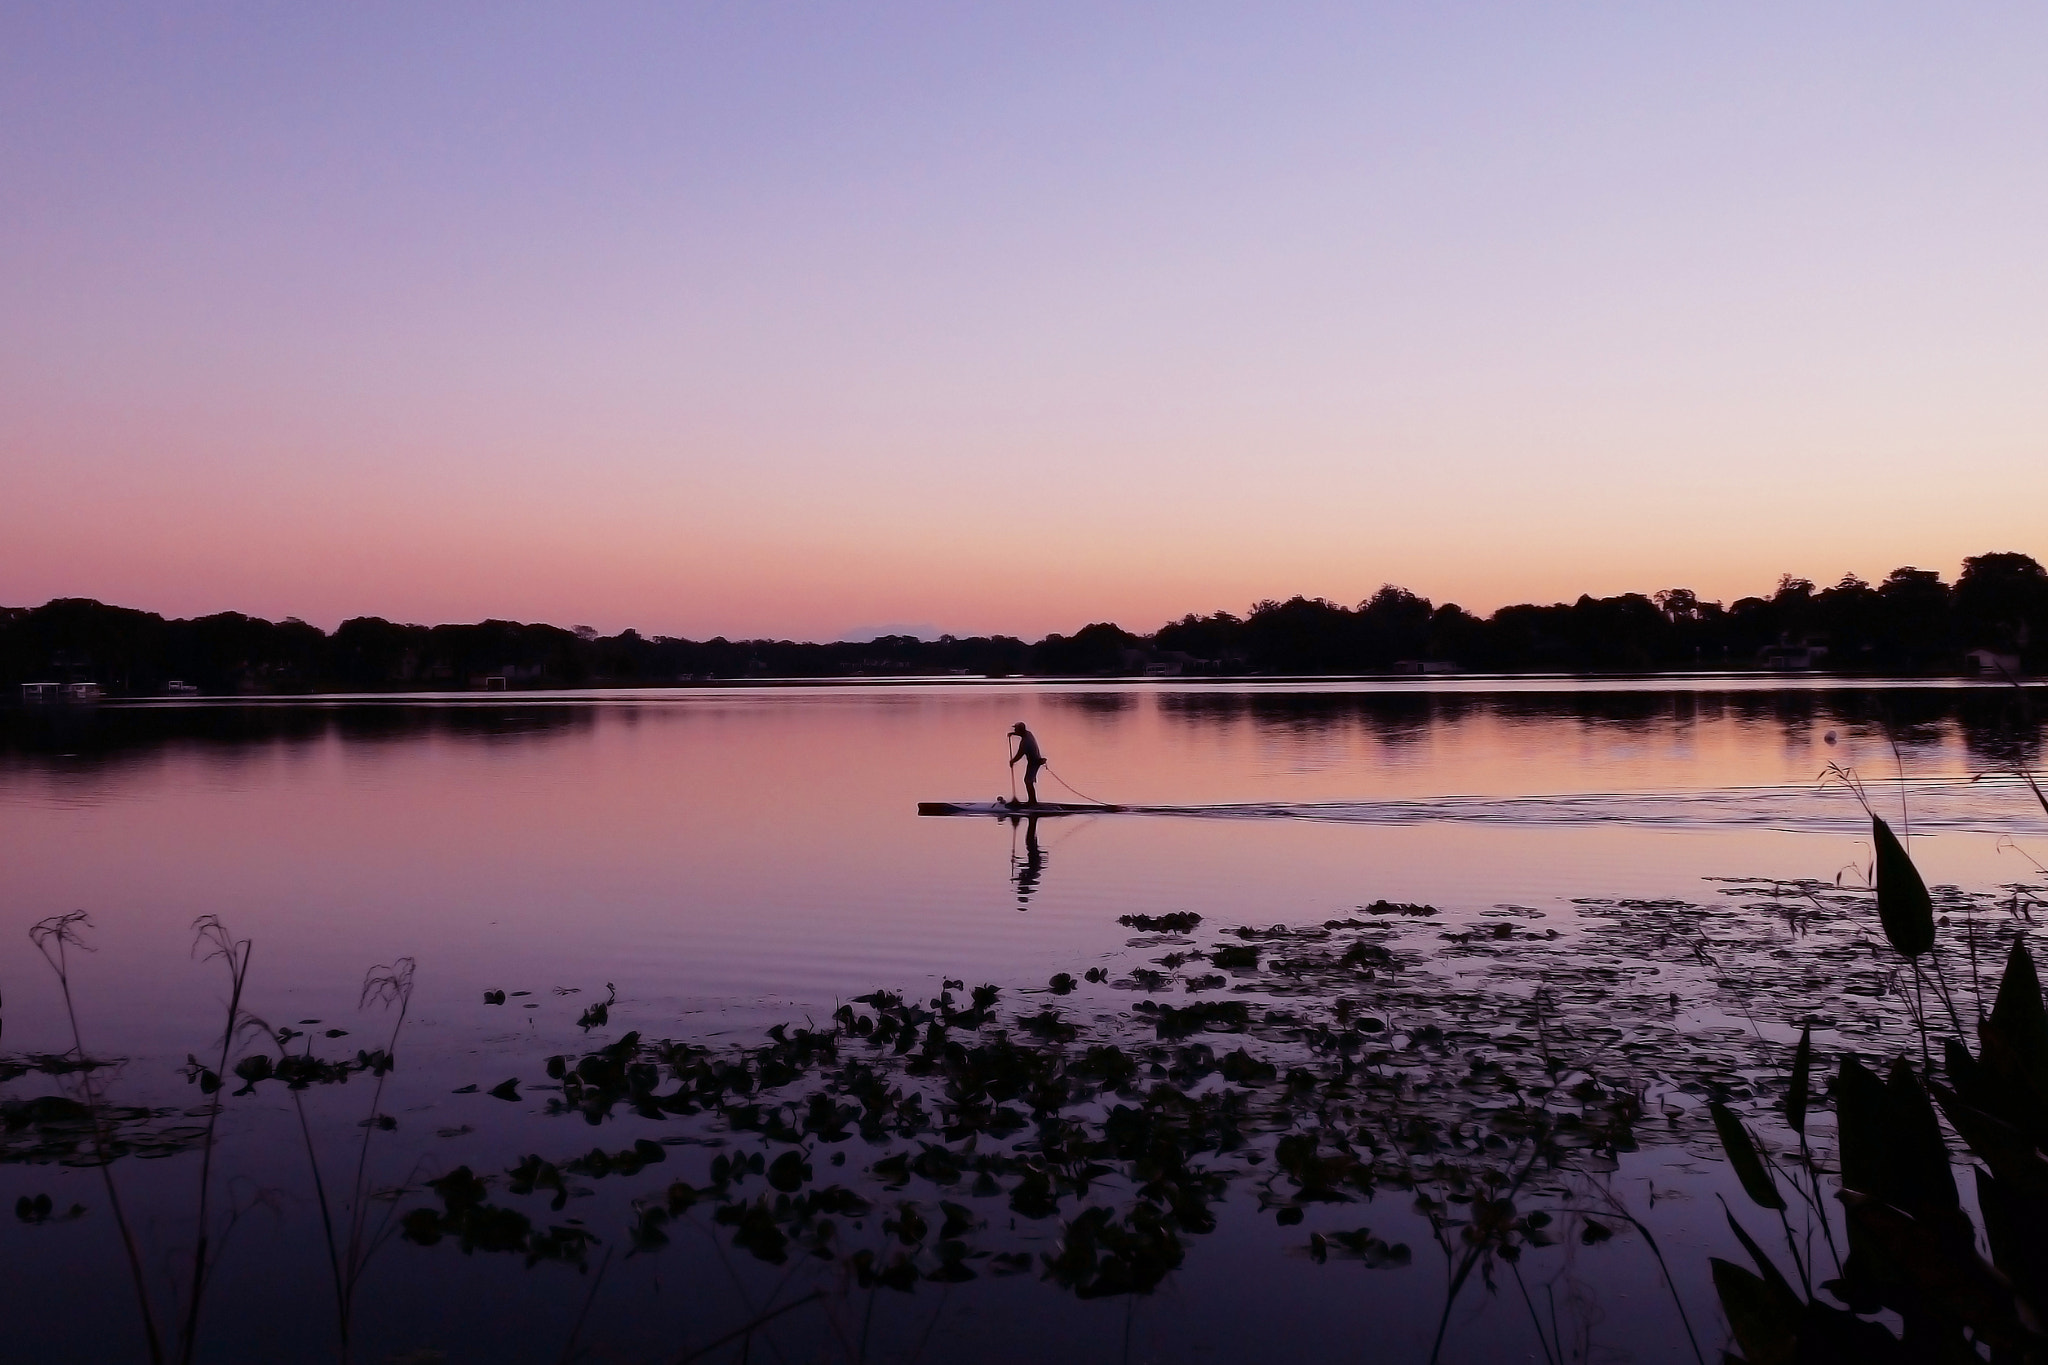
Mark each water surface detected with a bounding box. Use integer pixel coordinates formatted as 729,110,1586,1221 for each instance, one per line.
3,680,2044,1362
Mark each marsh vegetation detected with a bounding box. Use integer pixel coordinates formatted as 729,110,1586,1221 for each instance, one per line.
7,793,2047,1362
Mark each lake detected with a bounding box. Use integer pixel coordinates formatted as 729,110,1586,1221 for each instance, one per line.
3,679,2045,1363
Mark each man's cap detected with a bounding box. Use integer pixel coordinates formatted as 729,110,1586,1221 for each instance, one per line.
1010,722,1028,733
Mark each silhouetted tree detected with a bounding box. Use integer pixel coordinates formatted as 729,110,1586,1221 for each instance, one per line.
8,551,2047,692
1954,552,2048,659
1153,613,1243,665
1031,623,1139,675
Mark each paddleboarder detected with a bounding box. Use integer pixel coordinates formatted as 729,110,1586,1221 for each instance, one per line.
1008,721,1046,806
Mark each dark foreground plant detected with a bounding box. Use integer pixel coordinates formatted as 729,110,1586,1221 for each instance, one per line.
271,957,417,1365
30,911,164,1364
174,915,257,1365
10,916,419,1365
1708,776,2048,1362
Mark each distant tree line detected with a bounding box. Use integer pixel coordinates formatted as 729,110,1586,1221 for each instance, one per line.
4,552,2045,695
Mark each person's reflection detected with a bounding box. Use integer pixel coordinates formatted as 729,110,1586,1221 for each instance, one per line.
1010,815,1045,911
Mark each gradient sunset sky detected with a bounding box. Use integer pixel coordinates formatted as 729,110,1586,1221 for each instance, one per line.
5,4,2046,640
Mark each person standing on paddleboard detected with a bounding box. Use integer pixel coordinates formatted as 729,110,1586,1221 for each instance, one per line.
1008,722,1047,806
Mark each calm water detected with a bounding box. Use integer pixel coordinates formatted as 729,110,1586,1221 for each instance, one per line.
3,680,2045,1362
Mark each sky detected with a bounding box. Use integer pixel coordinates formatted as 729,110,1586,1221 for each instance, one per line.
4,4,2047,641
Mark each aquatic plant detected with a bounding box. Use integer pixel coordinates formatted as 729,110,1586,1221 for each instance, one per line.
3,916,423,1365
13,817,2044,1362
274,955,418,1364
1705,773,2048,1362
379,916,1752,1361
175,915,255,1365
29,910,165,1363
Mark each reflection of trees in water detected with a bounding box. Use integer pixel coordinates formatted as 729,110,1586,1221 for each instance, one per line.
1151,687,2048,778
1954,689,2045,772
1042,690,1137,740
0,702,599,777
1155,691,1448,751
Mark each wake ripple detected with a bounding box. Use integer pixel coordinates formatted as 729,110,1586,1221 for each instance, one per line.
1127,776,2048,834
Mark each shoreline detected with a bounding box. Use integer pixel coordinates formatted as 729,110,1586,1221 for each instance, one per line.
7,668,2041,706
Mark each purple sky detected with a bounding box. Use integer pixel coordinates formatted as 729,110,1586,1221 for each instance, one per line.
5,4,2046,638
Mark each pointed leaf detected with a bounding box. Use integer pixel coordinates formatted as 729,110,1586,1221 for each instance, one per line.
1943,1036,1983,1107
1981,939,2048,1126
1974,1165,2048,1317
1786,1024,1812,1136
1844,1194,2029,1348
1711,1102,1785,1210
1871,816,1933,958
1723,1203,1798,1303
1881,1059,1958,1216
1711,1258,1800,1365
1930,1083,2048,1200
1835,1056,1890,1198
1989,938,2048,1055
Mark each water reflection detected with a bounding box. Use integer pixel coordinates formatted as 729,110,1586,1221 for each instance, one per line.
0,700,596,775
1010,815,1046,910
4,685,2043,779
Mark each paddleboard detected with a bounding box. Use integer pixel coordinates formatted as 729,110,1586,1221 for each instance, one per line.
918,800,1126,816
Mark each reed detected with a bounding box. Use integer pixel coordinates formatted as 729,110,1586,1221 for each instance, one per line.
282,956,416,1364
29,912,164,1365
175,916,254,1365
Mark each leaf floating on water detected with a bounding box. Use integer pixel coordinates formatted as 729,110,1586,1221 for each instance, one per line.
1363,900,1437,917
482,990,506,1005
1118,913,1202,933
1317,1226,1411,1267
1871,816,1934,958
767,1150,811,1192
17,1195,89,1225
487,1078,520,1101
